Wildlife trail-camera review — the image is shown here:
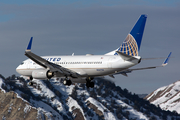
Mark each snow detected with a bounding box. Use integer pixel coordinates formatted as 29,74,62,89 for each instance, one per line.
1,76,177,119
29,80,66,113
67,96,86,120
86,97,117,120
30,79,55,98
49,79,74,95
146,86,167,101
31,99,63,120
2,116,6,120
24,104,31,113
147,80,180,114
15,80,23,86
115,99,149,120
0,78,6,93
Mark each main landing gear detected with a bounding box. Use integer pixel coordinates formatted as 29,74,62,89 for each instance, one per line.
86,77,94,88
63,80,72,86
63,78,72,86
62,77,94,88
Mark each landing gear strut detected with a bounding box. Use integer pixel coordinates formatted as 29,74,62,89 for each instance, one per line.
86,77,94,88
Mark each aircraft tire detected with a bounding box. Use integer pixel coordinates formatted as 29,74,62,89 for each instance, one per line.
86,81,94,88
67,80,72,86
86,82,90,88
63,80,72,86
90,82,94,88
63,80,67,85
28,82,33,86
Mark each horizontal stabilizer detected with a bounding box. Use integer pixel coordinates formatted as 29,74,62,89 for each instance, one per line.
111,52,171,77
116,51,138,61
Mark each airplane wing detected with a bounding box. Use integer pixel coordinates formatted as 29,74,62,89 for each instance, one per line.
25,37,79,78
110,52,172,77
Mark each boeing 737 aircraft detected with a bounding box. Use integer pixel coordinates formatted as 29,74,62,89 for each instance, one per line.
16,14,171,88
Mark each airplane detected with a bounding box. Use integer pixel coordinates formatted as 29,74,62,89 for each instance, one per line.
16,14,171,88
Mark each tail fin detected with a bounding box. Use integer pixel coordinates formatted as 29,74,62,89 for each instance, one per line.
106,14,147,56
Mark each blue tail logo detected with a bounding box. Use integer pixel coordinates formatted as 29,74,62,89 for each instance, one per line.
118,34,138,56
115,14,147,56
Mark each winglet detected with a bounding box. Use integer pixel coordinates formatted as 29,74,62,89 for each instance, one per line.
26,37,33,51
162,52,172,66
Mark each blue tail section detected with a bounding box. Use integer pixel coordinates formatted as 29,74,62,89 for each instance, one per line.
115,14,147,56
130,14,147,51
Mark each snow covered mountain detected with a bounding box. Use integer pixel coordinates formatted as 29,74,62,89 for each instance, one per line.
0,74,179,120
145,80,180,114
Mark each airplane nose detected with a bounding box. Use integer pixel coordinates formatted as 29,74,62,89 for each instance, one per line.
16,66,19,73
16,65,21,74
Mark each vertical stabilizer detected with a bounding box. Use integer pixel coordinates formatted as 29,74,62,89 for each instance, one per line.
130,14,147,53
106,14,147,56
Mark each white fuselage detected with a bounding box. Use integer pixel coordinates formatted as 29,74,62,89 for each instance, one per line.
16,54,140,83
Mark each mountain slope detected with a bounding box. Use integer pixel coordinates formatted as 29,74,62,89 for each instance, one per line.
0,75,179,120
145,80,180,114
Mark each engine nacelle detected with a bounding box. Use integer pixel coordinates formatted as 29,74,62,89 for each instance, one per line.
32,69,54,79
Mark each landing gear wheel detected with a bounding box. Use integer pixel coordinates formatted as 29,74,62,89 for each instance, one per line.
90,82,94,88
27,76,34,86
28,81,34,86
86,81,94,88
63,80,67,85
86,77,94,88
63,80,72,86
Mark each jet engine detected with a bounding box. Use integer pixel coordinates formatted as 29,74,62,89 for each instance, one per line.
32,69,54,79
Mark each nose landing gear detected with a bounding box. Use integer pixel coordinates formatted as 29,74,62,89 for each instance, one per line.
28,76,34,86
28,81,34,86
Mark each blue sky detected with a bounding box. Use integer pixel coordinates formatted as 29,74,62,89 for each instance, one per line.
0,0,180,94
1,0,179,6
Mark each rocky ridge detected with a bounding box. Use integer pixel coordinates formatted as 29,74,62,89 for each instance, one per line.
145,80,180,114
0,75,179,120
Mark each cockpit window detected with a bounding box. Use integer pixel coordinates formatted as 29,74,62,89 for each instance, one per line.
20,62,24,65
